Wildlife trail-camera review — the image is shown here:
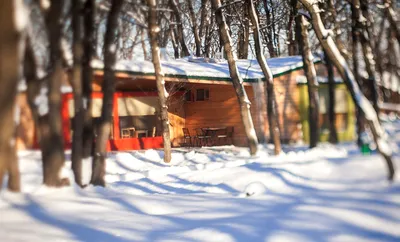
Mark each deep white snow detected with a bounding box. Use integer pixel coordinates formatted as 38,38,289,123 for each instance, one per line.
90,55,321,81
1,119,400,242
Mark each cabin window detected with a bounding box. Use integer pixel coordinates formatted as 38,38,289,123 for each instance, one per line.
196,88,209,101
185,90,193,102
117,96,160,138
318,88,349,132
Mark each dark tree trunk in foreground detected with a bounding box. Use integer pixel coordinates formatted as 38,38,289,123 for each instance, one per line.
212,0,258,155
91,0,123,186
325,52,338,144
0,0,23,192
71,0,85,187
351,0,366,147
147,0,172,163
41,0,69,187
247,0,281,155
296,14,319,148
169,0,190,57
187,0,201,57
82,0,96,159
299,0,395,180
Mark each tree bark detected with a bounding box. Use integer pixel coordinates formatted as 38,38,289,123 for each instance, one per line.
204,13,214,58
299,0,395,180
287,0,298,56
147,0,172,163
187,0,201,57
384,0,400,49
169,0,190,57
41,0,69,187
71,0,85,187
91,0,123,186
262,0,277,57
357,0,380,114
199,0,209,45
351,0,366,147
169,26,180,59
325,52,338,144
237,14,250,60
141,28,148,60
296,14,319,148
212,0,258,155
0,0,24,192
247,0,281,155
82,0,96,159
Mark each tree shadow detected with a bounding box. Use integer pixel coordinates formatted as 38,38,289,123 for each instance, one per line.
8,195,129,242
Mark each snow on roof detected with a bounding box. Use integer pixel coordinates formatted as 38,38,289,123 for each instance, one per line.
91,55,321,82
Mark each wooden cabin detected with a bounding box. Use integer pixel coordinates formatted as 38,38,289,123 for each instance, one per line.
15,56,357,151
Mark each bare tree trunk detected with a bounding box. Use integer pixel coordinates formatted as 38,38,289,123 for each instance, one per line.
0,0,24,192
169,0,190,57
41,0,69,187
237,13,250,59
91,0,123,186
351,1,366,147
204,14,214,58
212,0,258,155
71,0,85,187
296,14,319,148
299,0,395,180
325,52,338,144
262,0,277,57
147,0,172,163
141,28,148,60
384,0,400,48
287,0,298,56
199,0,209,46
187,0,201,57
358,0,380,113
247,0,281,154
169,27,180,59
82,0,96,159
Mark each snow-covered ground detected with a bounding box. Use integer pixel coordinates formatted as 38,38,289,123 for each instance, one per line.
1,120,400,241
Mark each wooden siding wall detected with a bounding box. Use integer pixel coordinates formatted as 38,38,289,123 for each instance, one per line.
168,94,186,147
180,69,309,146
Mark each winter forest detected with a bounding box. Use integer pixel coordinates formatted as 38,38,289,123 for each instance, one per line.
1,0,400,241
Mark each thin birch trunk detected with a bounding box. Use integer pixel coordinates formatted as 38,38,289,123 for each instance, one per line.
82,0,95,159
299,0,396,180
247,0,281,154
141,28,148,60
91,0,123,186
71,0,85,187
212,0,258,155
0,0,24,192
147,0,172,163
296,15,319,148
